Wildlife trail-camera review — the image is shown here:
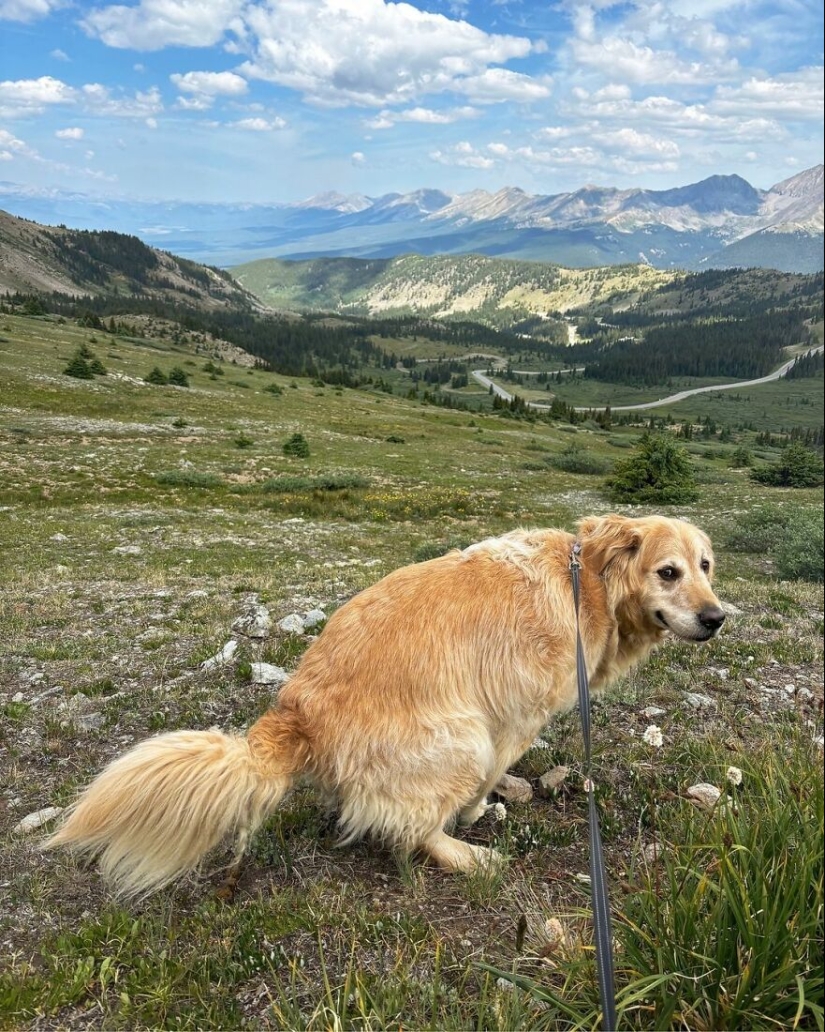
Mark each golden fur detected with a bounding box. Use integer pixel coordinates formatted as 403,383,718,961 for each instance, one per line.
46,514,724,897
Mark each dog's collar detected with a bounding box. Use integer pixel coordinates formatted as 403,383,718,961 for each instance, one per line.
569,541,582,570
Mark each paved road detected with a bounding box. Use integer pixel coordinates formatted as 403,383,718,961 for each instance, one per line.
471,345,823,413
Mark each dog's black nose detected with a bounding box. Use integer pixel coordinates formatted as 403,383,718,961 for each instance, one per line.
698,606,726,631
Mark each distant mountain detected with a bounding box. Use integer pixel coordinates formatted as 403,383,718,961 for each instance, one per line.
1,166,821,273
0,209,256,309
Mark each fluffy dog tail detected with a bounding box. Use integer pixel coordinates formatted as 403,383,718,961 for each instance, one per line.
45,710,306,898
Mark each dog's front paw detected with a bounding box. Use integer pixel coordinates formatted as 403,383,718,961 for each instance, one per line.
458,799,490,827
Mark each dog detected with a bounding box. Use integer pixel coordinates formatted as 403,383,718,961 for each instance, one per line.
46,514,725,898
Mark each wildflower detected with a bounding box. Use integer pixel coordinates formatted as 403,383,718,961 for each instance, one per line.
492,802,507,821
643,724,664,748
726,765,743,787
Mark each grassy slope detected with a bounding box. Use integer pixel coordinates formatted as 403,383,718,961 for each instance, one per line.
0,312,822,1031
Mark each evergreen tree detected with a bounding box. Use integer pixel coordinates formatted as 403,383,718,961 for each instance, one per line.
750,442,824,488
607,433,699,504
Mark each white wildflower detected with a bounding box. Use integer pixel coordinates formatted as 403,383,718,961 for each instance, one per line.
492,802,507,822
726,765,743,787
643,724,664,748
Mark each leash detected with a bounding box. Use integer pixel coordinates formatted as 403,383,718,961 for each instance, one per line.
570,541,618,1031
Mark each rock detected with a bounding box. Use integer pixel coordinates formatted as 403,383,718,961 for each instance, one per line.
11,691,24,704
200,640,238,671
14,806,63,835
641,705,667,718
249,663,290,686
683,692,716,710
277,613,305,634
686,783,722,810
493,772,533,803
232,603,271,639
538,766,569,797
112,545,142,555
302,608,327,630
58,692,93,715
722,602,743,616
76,712,105,732
50,533,68,542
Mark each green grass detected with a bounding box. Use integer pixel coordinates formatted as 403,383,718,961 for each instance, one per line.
0,310,822,1031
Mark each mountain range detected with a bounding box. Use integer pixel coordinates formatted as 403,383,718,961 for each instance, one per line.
1,165,821,274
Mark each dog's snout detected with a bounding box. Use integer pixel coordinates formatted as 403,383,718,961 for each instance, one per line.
698,606,726,632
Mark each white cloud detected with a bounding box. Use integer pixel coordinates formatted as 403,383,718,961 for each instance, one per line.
713,67,824,120
0,0,63,21
570,35,740,85
230,116,286,131
81,83,164,118
170,69,248,110
0,127,38,159
81,0,246,50
457,67,552,104
365,105,478,130
351,150,366,165
238,0,542,108
50,48,69,60
0,75,76,117
430,141,494,169
55,126,84,140
599,127,680,159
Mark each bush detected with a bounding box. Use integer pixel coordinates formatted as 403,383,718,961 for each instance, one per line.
263,383,283,396
168,366,190,387
724,505,789,554
729,445,753,467
145,366,168,386
63,354,94,379
260,474,369,493
155,470,222,488
775,510,824,582
607,433,699,505
282,432,310,458
546,442,612,475
233,434,254,449
750,442,824,488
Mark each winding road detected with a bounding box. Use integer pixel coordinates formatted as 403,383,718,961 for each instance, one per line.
471,345,823,413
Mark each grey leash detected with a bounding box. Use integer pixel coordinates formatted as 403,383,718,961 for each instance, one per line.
570,542,618,1032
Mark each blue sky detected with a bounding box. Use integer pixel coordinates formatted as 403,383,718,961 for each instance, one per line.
0,0,822,204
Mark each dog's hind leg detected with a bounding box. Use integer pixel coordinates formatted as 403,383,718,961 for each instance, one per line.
421,829,502,872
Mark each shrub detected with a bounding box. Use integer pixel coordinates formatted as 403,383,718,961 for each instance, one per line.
385,434,405,444
263,383,283,396
63,354,94,379
155,470,222,488
233,434,254,449
546,442,612,475
750,442,824,488
282,432,310,458
729,445,753,467
607,433,699,504
775,510,824,582
260,474,369,494
724,505,789,554
168,366,190,387
145,366,168,386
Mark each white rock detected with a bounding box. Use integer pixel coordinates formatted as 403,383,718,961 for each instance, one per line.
643,841,665,864
232,604,271,639
250,663,290,686
200,640,238,670
302,608,326,630
50,533,68,542
277,614,305,634
686,783,722,810
112,545,141,555
641,706,667,718
11,691,24,704
14,806,63,835
683,692,716,710
722,602,743,616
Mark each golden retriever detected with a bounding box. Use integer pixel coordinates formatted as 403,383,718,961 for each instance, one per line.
47,514,725,897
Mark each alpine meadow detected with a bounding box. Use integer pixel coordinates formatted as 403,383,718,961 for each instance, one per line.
0,201,822,1030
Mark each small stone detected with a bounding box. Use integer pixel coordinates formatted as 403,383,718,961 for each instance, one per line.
50,533,68,542
721,602,743,616
11,691,24,704
76,712,105,732
277,613,305,634
249,663,290,686
686,783,722,810
643,841,665,864
200,640,238,671
683,692,716,710
232,604,271,639
641,705,667,718
494,773,533,803
538,766,569,797
112,544,142,555
302,608,327,630
14,806,63,835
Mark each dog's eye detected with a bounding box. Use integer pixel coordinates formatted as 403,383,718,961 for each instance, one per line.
701,559,711,573
658,566,679,581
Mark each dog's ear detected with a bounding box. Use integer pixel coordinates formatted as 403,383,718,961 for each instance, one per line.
577,514,642,575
